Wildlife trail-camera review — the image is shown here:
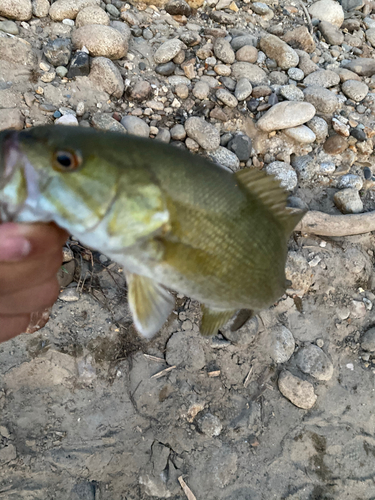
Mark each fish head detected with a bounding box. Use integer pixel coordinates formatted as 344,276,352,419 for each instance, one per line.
0,126,119,234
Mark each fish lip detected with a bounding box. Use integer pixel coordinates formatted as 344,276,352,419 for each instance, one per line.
1,130,20,183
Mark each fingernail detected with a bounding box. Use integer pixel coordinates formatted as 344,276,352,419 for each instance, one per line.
0,236,31,261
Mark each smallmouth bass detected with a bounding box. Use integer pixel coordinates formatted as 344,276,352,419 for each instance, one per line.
0,126,304,337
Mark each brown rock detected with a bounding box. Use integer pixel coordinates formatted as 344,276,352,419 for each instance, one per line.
235,45,258,63
283,26,315,53
252,85,272,98
131,80,152,101
323,135,348,154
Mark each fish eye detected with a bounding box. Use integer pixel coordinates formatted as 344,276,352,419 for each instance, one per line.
53,150,82,172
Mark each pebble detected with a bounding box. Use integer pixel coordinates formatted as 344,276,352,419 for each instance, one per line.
227,134,252,161
180,31,201,47
0,108,24,132
185,137,199,152
67,51,90,77
284,125,316,143
308,0,344,27
214,37,235,64
91,112,126,132
216,88,238,107
0,20,19,35
197,413,222,437
165,0,191,16
306,116,328,141
268,325,295,363
303,69,340,88
49,0,100,22
89,57,124,98
234,78,252,101
283,26,315,53
295,344,334,381
0,0,32,21
55,114,79,126
287,67,304,81
59,288,80,302
75,6,110,27
184,117,220,151
193,81,210,99
361,327,375,352
334,188,363,213
337,174,363,190
44,38,71,67
295,49,318,76
335,68,361,83
235,45,258,63
341,80,369,102
350,127,367,141
105,4,119,17
32,0,50,18
323,134,348,154
344,58,375,77
280,85,304,102
207,146,240,171
257,101,316,132
318,21,344,45
278,370,317,409
121,116,150,137
155,61,175,76
175,83,189,98
131,80,152,101
76,101,85,116
170,124,186,140
266,161,298,191
260,34,299,70
72,25,128,59
303,85,339,114
231,34,258,50
154,38,184,64
231,62,268,85
214,64,231,76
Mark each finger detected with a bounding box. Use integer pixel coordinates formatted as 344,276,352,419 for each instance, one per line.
0,314,30,343
0,278,60,315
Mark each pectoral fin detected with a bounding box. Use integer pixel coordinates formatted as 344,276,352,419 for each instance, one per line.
125,272,175,338
200,305,236,337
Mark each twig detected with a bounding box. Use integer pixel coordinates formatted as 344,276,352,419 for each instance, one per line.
144,353,165,363
299,0,314,34
151,366,176,379
243,366,253,388
295,210,375,236
208,370,221,377
178,477,197,500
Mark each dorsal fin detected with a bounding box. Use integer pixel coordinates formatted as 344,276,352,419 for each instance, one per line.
234,168,305,235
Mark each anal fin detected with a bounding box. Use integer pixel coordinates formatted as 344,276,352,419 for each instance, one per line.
125,272,175,338
200,305,236,337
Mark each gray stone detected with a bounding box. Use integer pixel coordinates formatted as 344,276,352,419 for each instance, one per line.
334,188,363,214
230,35,258,50
278,370,317,409
67,51,90,78
92,112,127,133
0,0,32,21
266,161,298,191
155,62,176,76
268,325,295,363
341,79,369,102
184,117,220,151
231,62,268,85
279,85,304,101
207,146,240,172
179,31,201,47
306,116,328,141
303,85,339,114
287,67,304,81
170,124,186,140
257,101,316,132
155,128,171,143
234,78,252,101
0,108,24,132
56,66,68,77
303,69,340,88
72,25,128,60
121,116,150,138
105,4,119,17
337,174,363,190
295,49,319,76
89,57,124,98
235,45,258,63
227,134,252,161
295,344,334,381
0,20,19,35
269,71,289,85
168,75,191,87
197,413,223,437
318,21,344,45
154,39,184,64
252,2,272,15
342,0,363,10
361,327,375,352
44,38,72,67
284,125,316,143
366,28,375,47
166,330,206,371
343,58,375,77
216,88,238,107
193,81,210,100
214,38,235,64
291,154,320,181
260,34,299,70
70,482,96,500
220,77,236,91
308,0,344,27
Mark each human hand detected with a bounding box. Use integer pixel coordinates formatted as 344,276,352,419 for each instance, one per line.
0,223,68,343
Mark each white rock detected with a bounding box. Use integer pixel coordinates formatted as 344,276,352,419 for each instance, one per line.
283,125,316,143
266,161,298,191
268,325,295,363
257,101,316,132
49,0,100,21
0,0,32,21
72,25,128,59
55,114,79,126
278,370,317,409
208,147,240,172
309,0,344,28
89,57,124,98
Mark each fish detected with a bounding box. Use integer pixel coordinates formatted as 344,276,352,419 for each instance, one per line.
0,125,304,338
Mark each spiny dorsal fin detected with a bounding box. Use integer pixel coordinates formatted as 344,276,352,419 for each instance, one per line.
234,168,305,235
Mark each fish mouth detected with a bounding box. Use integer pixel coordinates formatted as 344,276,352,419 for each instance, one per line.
1,130,20,184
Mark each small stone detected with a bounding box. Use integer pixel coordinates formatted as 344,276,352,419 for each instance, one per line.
49,0,99,21
279,85,304,101
284,125,316,143
0,20,19,35
155,129,170,143
67,51,90,78
341,80,369,102
306,116,328,141
343,58,375,77
193,81,210,100
260,34,299,70
334,188,363,214
154,39,184,64
44,38,72,67
295,49,319,76
179,31,201,47
197,413,222,437
59,288,80,302
235,45,258,63
252,2,272,15
231,62,268,85
56,66,68,77
76,6,110,27
308,0,344,27
227,134,252,161
55,114,79,126
210,107,228,121
121,116,150,137
155,61,176,76
32,0,50,18
165,0,191,16
295,344,334,381
323,134,348,154
268,325,295,363
332,117,350,137
0,108,24,132
303,69,340,88
318,21,344,45
366,28,375,48
214,64,231,77
216,88,238,107
72,25,128,60
335,68,361,83
231,35,258,51
257,101,316,132
208,146,240,171
337,174,363,190
185,137,199,152
266,161,298,191
282,26,315,53
278,370,317,409
351,127,367,141
131,80,152,101
234,78,252,101
89,56,124,98
303,85,339,114
170,124,186,140
361,327,375,352
0,0,32,21
213,37,235,64
184,117,220,151
175,83,189,99
92,112,126,132
106,4,119,17
287,67,304,81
